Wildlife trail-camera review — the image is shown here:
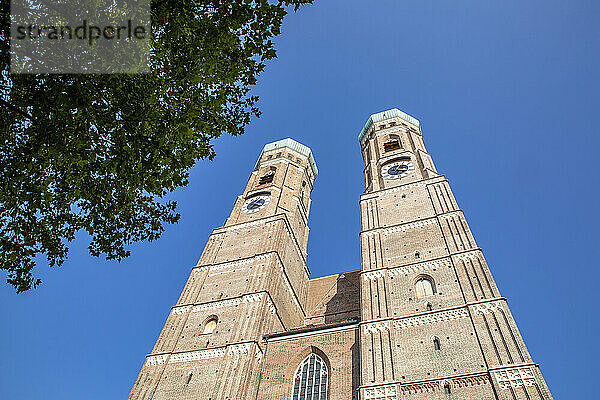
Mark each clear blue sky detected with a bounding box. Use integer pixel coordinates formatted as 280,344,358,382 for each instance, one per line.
1,1,597,398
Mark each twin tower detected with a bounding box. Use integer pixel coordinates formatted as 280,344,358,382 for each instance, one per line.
129,109,553,400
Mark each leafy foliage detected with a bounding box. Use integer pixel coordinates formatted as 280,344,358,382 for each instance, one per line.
0,0,313,292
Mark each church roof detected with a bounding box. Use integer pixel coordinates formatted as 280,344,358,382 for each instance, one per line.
261,138,318,176
358,108,420,143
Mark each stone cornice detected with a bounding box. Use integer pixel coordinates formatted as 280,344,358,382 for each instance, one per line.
360,248,484,277
360,175,447,200
360,297,508,331
192,252,306,317
210,213,310,277
145,341,262,366
360,209,465,237
359,371,491,393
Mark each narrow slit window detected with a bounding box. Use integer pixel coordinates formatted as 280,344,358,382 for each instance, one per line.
434,337,441,351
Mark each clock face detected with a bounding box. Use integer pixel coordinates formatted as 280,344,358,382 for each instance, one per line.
381,161,415,180
242,195,270,214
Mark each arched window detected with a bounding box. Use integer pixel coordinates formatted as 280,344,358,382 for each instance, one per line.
433,336,441,351
415,276,435,298
202,317,217,334
292,353,328,400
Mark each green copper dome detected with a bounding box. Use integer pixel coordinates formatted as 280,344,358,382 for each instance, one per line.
260,138,318,176
358,108,420,143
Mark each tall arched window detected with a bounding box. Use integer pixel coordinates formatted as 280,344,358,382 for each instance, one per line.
415,276,435,298
202,317,217,334
292,353,328,400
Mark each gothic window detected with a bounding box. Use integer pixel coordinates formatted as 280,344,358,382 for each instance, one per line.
186,371,193,384
259,167,276,185
292,353,328,400
415,276,435,298
202,317,218,334
433,337,441,350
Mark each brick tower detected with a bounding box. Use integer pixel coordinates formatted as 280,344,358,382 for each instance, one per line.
128,138,318,400
128,109,553,400
356,109,552,400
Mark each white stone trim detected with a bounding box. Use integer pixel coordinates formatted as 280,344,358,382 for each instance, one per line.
437,210,463,221
472,300,504,315
145,343,261,366
494,367,537,389
364,385,397,400
195,253,271,273
171,292,270,316
145,354,168,366
171,305,191,315
169,348,227,363
363,270,385,281
393,308,470,329
387,258,451,276
364,321,391,333
265,323,359,343
227,343,253,356
454,249,482,262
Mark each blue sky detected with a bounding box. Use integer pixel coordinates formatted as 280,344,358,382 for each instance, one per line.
1,1,597,398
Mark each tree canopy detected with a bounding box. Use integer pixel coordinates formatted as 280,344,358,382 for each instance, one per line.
0,0,313,293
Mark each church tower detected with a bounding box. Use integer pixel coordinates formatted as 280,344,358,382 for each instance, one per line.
128,109,553,400
128,138,317,400
357,109,553,400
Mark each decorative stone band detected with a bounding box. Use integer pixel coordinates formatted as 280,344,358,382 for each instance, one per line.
191,252,302,316
400,381,439,394
194,252,272,273
471,300,504,315
398,373,490,395
361,217,438,238
364,385,397,400
145,354,168,366
454,249,483,262
437,210,463,221
171,292,276,317
211,214,309,277
387,258,451,276
393,307,470,329
452,374,490,388
494,366,538,389
360,180,426,201
169,348,227,363
362,270,385,281
145,342,262,366
363,321,391,334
